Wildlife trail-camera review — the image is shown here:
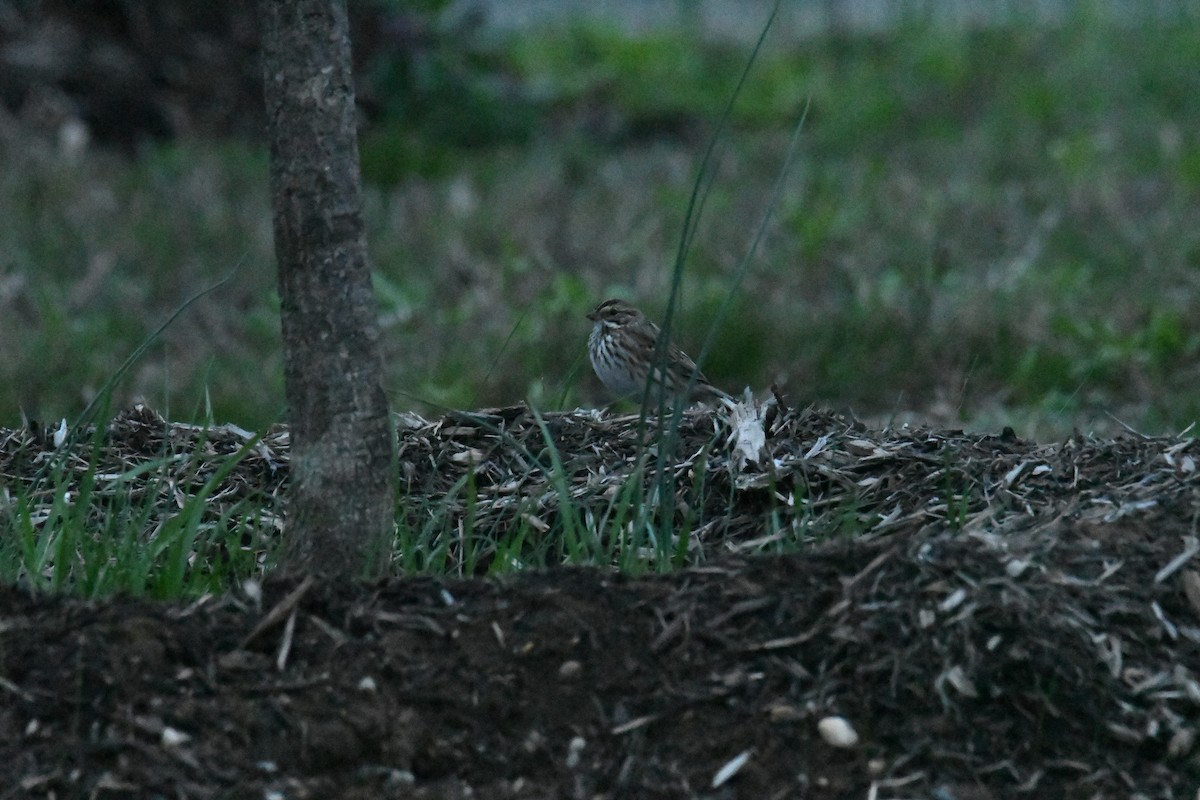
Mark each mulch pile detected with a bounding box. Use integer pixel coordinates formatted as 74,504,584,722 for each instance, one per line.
1,402,1199,798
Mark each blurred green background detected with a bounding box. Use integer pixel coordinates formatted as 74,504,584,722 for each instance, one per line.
1,0,1198,439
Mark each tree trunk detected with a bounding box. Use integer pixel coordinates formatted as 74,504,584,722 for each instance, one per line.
260,0,395,578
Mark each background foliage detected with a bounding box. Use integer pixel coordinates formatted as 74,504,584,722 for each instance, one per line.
1,1,1198,438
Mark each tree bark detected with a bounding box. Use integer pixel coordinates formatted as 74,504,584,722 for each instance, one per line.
260,0,395,578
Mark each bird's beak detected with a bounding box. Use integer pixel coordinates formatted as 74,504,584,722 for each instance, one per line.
586,310,597,321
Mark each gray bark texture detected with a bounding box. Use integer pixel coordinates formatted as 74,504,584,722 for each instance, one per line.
260,0,395,578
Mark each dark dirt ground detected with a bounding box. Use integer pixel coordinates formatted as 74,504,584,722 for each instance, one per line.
3,403,1200,799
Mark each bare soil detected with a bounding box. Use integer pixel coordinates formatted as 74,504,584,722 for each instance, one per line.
2,403,1199,798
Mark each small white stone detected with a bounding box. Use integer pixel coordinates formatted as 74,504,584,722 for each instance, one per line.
1167,728,1194,758
565,736,586,768
242,579,262,604
161,727,190,747
817,716,858,748
358,676,377,692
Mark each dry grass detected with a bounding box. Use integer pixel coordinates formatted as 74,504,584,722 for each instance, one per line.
5,399,1199,589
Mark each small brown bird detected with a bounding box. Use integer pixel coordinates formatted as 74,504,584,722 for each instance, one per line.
586,298,730,403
